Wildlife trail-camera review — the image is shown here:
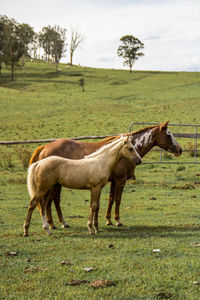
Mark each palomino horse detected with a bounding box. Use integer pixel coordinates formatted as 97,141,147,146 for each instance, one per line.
29,121,182,229
24,136,141,236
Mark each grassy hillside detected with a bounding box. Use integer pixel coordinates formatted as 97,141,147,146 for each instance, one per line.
1,61,200,299
0,61,200,141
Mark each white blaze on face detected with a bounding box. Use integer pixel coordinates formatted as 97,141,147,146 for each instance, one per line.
166,129,179,146
134,129,153,150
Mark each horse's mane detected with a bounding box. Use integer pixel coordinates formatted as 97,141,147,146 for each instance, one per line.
126,123,165,137
103,135,119,144
85,136,124,159
91,122,167,144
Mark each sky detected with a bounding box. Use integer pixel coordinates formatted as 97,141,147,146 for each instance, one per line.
1,0,200,71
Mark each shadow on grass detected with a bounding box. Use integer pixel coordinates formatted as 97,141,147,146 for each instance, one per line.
135,71,178,75
0,69,83,90
48,224,200,240
0,77,79,90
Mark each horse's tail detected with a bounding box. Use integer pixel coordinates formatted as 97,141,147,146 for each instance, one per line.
29,145,45,166
27,162,38,199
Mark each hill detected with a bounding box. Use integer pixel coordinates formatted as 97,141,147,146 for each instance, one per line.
0,61,200,142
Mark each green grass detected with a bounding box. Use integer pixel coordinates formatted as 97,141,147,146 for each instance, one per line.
1,61,200,299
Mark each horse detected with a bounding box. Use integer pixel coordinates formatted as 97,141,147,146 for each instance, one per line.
24,136,141,236
29,121,182,229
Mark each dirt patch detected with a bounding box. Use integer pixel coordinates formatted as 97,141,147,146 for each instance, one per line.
68,280,89,286
89,279,115,288
24,267,48,273
172,184,195,190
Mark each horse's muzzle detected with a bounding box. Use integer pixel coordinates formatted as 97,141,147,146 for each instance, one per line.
135,158,142,165
174,146,182,157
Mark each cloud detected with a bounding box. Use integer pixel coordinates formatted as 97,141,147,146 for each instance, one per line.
98,56,115,63
1,0,200,71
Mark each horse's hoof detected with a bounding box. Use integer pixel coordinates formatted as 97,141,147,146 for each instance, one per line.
88,231,95,235
106,221,113,226
62,224,70,228
44,227,52,236
116,222,123,227
50,225,57,230
23,233,29,237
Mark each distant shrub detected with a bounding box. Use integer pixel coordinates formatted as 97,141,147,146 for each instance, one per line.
163,152,173,160
1,152,14,169
15,146,32,169
187,142,200,157
79,78,85,92
176,166,186,172
110,80,128,85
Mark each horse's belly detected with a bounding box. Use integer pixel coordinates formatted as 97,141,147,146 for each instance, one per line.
59,174,90,190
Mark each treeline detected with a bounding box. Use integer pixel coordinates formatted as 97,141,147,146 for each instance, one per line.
0,15,83,80
0,15,145,80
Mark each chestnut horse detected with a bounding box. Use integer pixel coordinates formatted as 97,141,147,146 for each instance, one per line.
29,121,182,229
24,136,141,236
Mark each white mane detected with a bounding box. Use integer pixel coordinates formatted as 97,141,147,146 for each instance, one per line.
85,136,126,159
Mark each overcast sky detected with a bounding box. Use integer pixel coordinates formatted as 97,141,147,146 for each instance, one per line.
1,0,200,71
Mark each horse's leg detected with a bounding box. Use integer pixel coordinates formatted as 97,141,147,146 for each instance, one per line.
46,188,57,229
88,186,102,234
114,178,126,227
105,180,115,226
93,189,101,234
23,196,39,237
53,185,70,228
40,198,51,236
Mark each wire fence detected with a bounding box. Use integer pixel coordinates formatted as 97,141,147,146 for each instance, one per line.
0,123,199,165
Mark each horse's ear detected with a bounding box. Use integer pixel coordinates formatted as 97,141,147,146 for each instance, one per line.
124,136,129,144
160,121,169,131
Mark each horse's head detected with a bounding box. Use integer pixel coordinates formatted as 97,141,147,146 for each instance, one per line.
156,121,182,156
121,136,142,165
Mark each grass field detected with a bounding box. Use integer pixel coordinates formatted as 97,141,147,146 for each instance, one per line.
1,61,200,299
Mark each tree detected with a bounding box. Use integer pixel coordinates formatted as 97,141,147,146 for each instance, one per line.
39,25,66,71
39,26,52,61
117,35,144,72
29,33,39,59
17,23,35,71
70,27,84,65
0,15,7,74
0,15,14,74
51,26,66,71
0,16,26,80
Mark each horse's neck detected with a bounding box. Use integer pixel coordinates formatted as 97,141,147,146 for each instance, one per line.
132,128,156,157
90,140,123,170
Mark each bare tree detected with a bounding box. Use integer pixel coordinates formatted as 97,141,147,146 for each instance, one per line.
70,27,84,65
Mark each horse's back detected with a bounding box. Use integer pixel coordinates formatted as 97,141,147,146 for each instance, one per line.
30,136,117,165
39,138,85,160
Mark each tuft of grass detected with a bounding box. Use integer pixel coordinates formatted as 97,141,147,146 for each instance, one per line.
176,166,186,172
15,146,32,169
0,152,15,169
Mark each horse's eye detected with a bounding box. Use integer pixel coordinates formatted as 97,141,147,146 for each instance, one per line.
166,134,172,140
128,147,134,152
